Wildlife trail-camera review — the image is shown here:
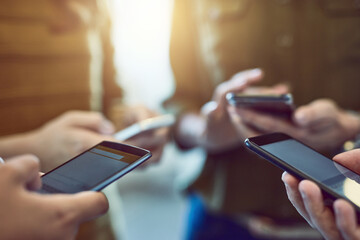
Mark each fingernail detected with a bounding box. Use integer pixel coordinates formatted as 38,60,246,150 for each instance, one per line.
100,120,115,135
281,171,287,182
249,68,262,76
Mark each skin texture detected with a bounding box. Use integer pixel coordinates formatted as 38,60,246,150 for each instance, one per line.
110,104,170,166
282,149,360,240
228,99,360,152
0,108,169,172
0,111,116,172
0,155,109,240
175,68,265,153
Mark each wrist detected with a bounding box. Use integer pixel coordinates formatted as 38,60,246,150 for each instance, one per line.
173,113,205,149
0,130,39,158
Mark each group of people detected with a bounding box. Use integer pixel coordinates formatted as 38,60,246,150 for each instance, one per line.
1,0,360,239
168,0,360,239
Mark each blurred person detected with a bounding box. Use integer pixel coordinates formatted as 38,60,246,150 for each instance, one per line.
228,98,360,153
0,0,167,171
0,154,108,240
167,0,360,238
0,0,168,239
282,149,360,240
0,111,115,171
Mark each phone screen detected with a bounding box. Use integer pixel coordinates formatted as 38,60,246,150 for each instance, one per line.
40,141,151,194
246,133,360,208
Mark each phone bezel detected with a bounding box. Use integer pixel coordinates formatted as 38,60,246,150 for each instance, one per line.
226,93,295,118
40,141,152,193
226,93,293,104
245,132,360,214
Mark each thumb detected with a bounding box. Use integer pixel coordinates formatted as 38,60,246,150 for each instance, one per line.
56,192,109,223
333,149,360,174
5,155,42,191
294,99,337,127
214,68,264,107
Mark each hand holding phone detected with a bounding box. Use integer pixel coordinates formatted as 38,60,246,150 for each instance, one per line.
226,93,295,119
245,132,360,215
113,114,175,141
39,141,151,194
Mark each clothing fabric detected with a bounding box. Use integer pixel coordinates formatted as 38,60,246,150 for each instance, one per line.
0,1,120,240
0,0,122,136
168,0,360,225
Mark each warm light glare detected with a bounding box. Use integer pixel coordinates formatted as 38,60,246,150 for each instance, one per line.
110,0,175,110
343,178,360,206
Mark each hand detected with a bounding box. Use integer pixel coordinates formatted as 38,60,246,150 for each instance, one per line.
333,149,360,174
126,127,169,166
31,111,115,172
111,104,170,165
176,68,265,152
232,99,360,152
227,83,290,141
282,149,360,240
0,155,108,240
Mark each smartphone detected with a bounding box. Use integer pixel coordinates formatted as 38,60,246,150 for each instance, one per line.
226,93,295,119
113,114,176,141
245,132,360,213
39,141,152,194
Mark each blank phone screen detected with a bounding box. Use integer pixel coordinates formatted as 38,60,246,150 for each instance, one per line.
40,145,141,193
261,139,360,206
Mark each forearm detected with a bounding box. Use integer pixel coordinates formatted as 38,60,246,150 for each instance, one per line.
0,130,39,159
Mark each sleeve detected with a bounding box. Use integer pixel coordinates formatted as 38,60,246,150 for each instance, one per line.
164,0,213,115
98,0,123,117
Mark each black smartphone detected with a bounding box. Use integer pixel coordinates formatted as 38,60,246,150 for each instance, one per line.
226,93,295,119
39,141,152,194
245,132,360,213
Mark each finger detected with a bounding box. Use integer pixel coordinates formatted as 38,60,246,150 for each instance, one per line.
227,105,260,139
57,192,109,223
272,83,291,94
333,149,360,174
243,83,290,95
5,155,42,190
281,172,313,226
70,129,116,154
214,68,264,106
299,180,341,239
130,105,157,123
127,127,169,149
62,111,115,135
334,199,360,240
236,108,295,134
294,99,337,128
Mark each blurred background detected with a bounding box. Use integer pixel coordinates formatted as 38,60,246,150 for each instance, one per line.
109,0,174,111
1,0,359,239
